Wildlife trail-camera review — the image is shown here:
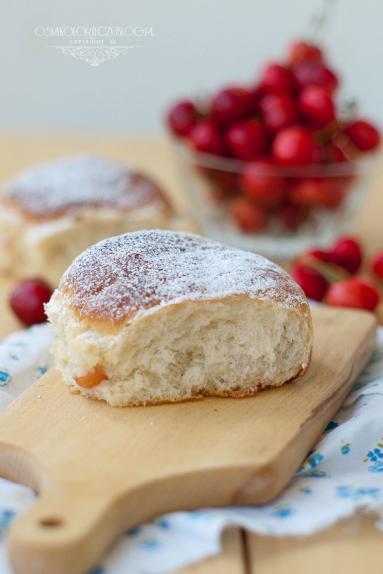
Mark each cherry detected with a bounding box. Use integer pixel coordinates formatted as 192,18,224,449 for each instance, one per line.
371,252,383,279
344,120,381,151
10,279,53,326
225,120,267,160
293,62,339,94
229,197,267,233
329,236,363,274
272,126,315,165
290,179,323,206
288,41,323,66
259,94,297,133
326,278,380,311
307,248,334,263
249,85,265,106
166,100,198,137
241,160,285,209
298,86,335,127
259,63,295,95
321,179,347,208
290,178,344,208
190,121,224,155
211,86,252,125
279,203,309,231
291,263,329,301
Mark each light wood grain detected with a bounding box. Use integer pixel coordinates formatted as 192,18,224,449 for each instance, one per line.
246,515,383,574
0,307,374,574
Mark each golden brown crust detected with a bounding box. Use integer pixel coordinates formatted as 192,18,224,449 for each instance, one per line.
55,230,309,326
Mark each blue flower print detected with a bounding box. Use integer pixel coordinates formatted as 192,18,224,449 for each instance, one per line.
0,370,11,387
297,469,327,478
296,452,326,477
88,567,105,574
341,443,351,455
155,517,170,529
365,447,383,462
368,461,383,473
272,507,294,519
306,453,324,468
336,486,381,501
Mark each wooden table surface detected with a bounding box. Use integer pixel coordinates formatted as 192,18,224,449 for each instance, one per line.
0,135,382,574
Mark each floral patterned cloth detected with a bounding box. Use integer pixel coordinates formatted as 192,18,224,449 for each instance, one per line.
0,323,382,574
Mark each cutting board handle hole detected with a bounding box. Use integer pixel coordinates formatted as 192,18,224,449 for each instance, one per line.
38,516,64,529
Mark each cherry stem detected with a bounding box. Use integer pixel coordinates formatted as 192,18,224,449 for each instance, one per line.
309,0,337,40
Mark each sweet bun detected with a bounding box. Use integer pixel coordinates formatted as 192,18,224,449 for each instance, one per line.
46,230,313,406
0,155,174,285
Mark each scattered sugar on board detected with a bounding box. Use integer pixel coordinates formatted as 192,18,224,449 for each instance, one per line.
60,230,306,322
4,155,166,216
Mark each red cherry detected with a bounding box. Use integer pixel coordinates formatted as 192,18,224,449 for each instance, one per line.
279,203,309,231
272,127,315,166
211,86,252,125
10,279,53,326
326,278,379,311
259,63,295,95
288,41,323,66
241,160,285,209
371,252,383,279
307,248,334,263
249,85,265,106
290,179,324,206
298,86,335,127
166,100,198,137
293,62,339,94
259,94,297,133
190,121,224,155
344,120,381,152
290,178,344,208
329,236,363,274
291,263,329,301
229,197,267,233
225,120,267,160
323,179,348,208
312,142,324,163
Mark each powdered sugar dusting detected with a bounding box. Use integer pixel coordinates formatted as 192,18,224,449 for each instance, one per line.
59,230,307,322
4,155,168,217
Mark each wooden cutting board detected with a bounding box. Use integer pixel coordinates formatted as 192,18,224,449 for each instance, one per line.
0,306,376,574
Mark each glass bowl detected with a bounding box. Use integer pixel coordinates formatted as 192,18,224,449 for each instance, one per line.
172,140,376,260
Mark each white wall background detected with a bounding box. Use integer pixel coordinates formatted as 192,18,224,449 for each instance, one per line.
0,0,382,134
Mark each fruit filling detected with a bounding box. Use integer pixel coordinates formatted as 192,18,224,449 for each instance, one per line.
75,365,108,389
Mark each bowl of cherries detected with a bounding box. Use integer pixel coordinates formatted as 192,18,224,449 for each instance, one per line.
166,40,381,260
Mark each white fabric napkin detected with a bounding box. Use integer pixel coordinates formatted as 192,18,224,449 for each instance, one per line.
0,323,382,574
